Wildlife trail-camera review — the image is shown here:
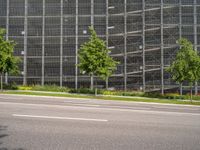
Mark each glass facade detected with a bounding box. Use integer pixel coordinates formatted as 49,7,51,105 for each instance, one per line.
0,0,200,92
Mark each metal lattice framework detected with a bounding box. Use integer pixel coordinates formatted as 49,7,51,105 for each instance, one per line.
0,0,200,93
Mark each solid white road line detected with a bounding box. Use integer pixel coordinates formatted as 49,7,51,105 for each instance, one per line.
63,103,100,107
109,106,151,110
12,114,108,122
72,104,100,107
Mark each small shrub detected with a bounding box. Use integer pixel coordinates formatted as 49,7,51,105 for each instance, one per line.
18,86,33,90
122,91,144,97
164,93,183,99
19,84,70,93
144,92,162,98
32,85,70,92
102,90,118,95
3,83,18,90
101,90,145,97
70,88,95,94
188,95,200,101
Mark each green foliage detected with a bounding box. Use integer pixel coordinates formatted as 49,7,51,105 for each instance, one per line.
70,88,146,97
143,92,163,98
2,83,18,90
166,38,200,85
0,28,20,75
0,28,20,91
70,88,96,94
163,93,184,99
18,85,33,90
101,90,119,96
166,38,200,101
102,90,144,97
78,27,119,81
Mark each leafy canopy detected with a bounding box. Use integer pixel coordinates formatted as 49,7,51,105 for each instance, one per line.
78,27,118,80
0,28,20,75
166,38,200,85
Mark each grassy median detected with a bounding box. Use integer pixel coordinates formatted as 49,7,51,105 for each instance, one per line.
1,90,200,106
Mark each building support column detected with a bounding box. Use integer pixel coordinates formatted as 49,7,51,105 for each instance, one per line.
179,0,182,95
5,0,9,84
75,0,78,89
91,0,94,26
42,0,45,86
142,0,146,92
90,0,94,90
194,0,198,95
160,0,164,95
106,0,109,89
60,0,63,87
23,0,28,85
124,0,127,91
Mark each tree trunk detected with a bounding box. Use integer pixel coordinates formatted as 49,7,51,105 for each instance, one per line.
180,83,183,96
0,74,3,92
5,72,8,84
195,82,198,96
90,74,94,90
190,85,193,103
106,77,108,90
95,77,97,96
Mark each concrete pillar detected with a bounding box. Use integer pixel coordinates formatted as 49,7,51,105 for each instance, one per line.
23,0,28,85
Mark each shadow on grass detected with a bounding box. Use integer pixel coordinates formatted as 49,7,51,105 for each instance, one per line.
0,126,25,150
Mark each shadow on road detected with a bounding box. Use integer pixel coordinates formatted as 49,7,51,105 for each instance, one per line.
0,125,25,150
0,126,8,146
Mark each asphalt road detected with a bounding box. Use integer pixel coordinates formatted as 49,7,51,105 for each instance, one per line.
0,94,200,150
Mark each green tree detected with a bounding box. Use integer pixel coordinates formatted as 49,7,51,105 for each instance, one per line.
78,27,118,93
0,28,20,91
166,38,200,101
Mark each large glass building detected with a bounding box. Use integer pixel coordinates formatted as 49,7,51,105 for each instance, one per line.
0,0,200,93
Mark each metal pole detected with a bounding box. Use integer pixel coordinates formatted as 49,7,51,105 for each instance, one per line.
160,0,164,94
60,0,63,87
142,0,146,92
23,0,28,85
5,0,9,84
124,0,127,91
75,0,78,89
194,0,198,95
42,0,45,86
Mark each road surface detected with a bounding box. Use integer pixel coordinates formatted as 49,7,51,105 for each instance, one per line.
0,94,200,150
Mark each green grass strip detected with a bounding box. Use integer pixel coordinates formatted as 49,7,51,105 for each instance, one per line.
1,91,200,106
